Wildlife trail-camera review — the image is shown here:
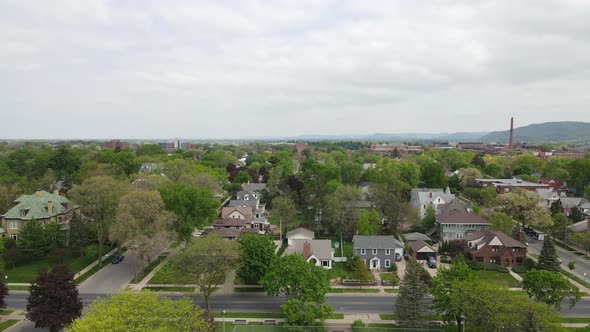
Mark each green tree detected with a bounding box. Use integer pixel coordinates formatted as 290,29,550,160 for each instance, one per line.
271,196,298,235
322,184,363,239
348,256,372,285
497,189,552,230
479,186,497,207
523,269,581,309
421,206,437,231
356,209,381,235
489,212,514,235
68,213,93,257
566,159,590,195
484,163,503,178
340,161,363,186
570,232,590,256
135,144,166,157
260,254,330,302
537,236,560,273
395,259,429,327
431,255,475,330
68,292,212,332
158,183,219,243
458,167,482,188
0,273,8,311
26,264,83,332
17,221,52,261
171,233,238,312
237,234,276,285
281,299,334,327
420,160,446,188
69,176,127,264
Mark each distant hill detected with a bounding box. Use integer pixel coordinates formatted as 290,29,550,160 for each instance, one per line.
480,121,590,143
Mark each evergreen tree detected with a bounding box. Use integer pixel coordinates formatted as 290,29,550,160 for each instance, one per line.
0,273,8,310
537,236,560,273
17,220,51,261
395,259,429,327
27,264,83,332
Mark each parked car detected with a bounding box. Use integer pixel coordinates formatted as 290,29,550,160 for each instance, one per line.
427,256,437,268
112,255,125,264
395,253,402,262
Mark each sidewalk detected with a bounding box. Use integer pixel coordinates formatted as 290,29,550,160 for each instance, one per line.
128,247,179,291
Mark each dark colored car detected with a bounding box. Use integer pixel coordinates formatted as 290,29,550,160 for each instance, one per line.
395,253,402,262
112,255,125,264
427,256,436,268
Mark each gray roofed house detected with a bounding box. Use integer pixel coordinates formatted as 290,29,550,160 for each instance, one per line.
535,188,560,208
435,208,491,241
560,197,588,216
241,183,267,192
410,187,456,218
352,235,404,270
285,239,334,269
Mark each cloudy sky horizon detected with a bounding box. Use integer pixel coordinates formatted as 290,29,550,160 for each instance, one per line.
1,1,590,139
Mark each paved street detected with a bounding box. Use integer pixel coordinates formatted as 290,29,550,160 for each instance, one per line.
78,251,139,294
525,235,590,284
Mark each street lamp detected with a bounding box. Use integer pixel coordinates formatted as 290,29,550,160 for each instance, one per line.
459,314,466,332
222,309,226,332
584,273,587,284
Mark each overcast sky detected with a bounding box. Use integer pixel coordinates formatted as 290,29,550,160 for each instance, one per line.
1,1,590,139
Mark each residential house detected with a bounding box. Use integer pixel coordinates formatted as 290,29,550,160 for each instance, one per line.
403,232,431,243
1,190,79,240
540,178,567,193
465,229,527,267
409,240,437,261
410,187,456,218
285,239,334,269
435,208,491,241
286,227,314,245
535,188,560,209
560,197,588,217
213,206,269,233
352,235,404,270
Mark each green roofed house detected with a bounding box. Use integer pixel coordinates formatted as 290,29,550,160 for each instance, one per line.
1,190,79,241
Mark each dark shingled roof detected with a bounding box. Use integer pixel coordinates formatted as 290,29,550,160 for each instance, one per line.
435,210,491,225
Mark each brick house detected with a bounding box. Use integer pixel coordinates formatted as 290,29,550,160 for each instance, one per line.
465,229,527,267
1,190,79,240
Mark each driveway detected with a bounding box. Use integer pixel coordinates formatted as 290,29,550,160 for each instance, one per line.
526,235,590,284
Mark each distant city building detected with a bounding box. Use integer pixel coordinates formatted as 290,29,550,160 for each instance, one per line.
475,178,548,193
368,144,423,156
157,139,195,152
552,150,585,159
104,139,129,149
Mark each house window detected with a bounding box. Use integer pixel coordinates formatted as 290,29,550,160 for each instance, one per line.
512,248,519,252
490,258,497,263
492,246,499,252
455,233,463,239
385,249,391,255
20,210,26,217
322,260,329,267
10,221,18,230
385,260,391,268
372,249,378,255
10,234,18,241
516,257,523,263
361,249,366,255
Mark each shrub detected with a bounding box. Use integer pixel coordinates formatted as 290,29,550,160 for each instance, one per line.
352,320,365,331
512,265,529,274
467,259,483,270
390,275,400,286
524,258,537,270
389,263,397,272
483,264,509,273
568,261,576,270
439,256,452,264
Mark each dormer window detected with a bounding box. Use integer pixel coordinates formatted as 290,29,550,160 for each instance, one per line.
20,210,27,217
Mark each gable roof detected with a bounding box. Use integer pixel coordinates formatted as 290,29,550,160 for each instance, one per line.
560,197,587,209
2,190,73,220
409,240,436,254
352,235,404,249
435,210,491,225
241,183,267,192
287,239,333,260
465,229,526,251
221,206,253,220
411,188,455,205
403,232,431,242
228,200,258,208
286,227,314,239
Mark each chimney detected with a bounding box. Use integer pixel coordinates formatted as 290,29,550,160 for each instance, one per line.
303,241,311,259
429,192,432,198
509,117,514,150
47,201,53,215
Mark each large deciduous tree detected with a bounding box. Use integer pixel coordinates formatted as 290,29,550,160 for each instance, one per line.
26,264,83,332
523,269,580,310
395,259,429,327
69,176,127,264
68,292,212,332
158,183,219,243
271,196,298,234
237,234,276,285
497,188,552,230
489,212,514,235
357,209,381,235
171,233,238,312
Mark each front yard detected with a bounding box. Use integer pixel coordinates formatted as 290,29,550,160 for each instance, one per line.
5,253,98,283
474,270,520,288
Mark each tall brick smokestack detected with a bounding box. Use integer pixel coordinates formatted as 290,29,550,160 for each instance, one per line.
509,117,514,150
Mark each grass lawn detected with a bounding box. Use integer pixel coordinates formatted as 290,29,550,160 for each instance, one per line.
212,312,284,318
328,288,379,293
148,258,225,284
132,254,167,283
380,273,396,282
384,289,399,293
7,285,29,291
5,253,97,283
474,270,520,288
0,310,14,315
556,317,590,323
0,320,19,331
326,262,350,280
333,241,353,258
75,254,117,284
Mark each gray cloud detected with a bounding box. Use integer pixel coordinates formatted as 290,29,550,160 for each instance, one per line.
1,0,590,139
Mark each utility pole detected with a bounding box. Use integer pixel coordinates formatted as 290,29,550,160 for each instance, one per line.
279,219,282,243
340,232,344,258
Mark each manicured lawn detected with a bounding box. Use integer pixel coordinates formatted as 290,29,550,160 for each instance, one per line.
384,289,399,293
380,273,396,282
142,286,195,292
328,288,379,293
0,320,19,331
75,254,117,284
556,317,590,323
5,253,97,283
474,270,520,288
0,310,14,315
326,262,351,280
212,312,284,318
333,241,353,258
132,254,167,283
